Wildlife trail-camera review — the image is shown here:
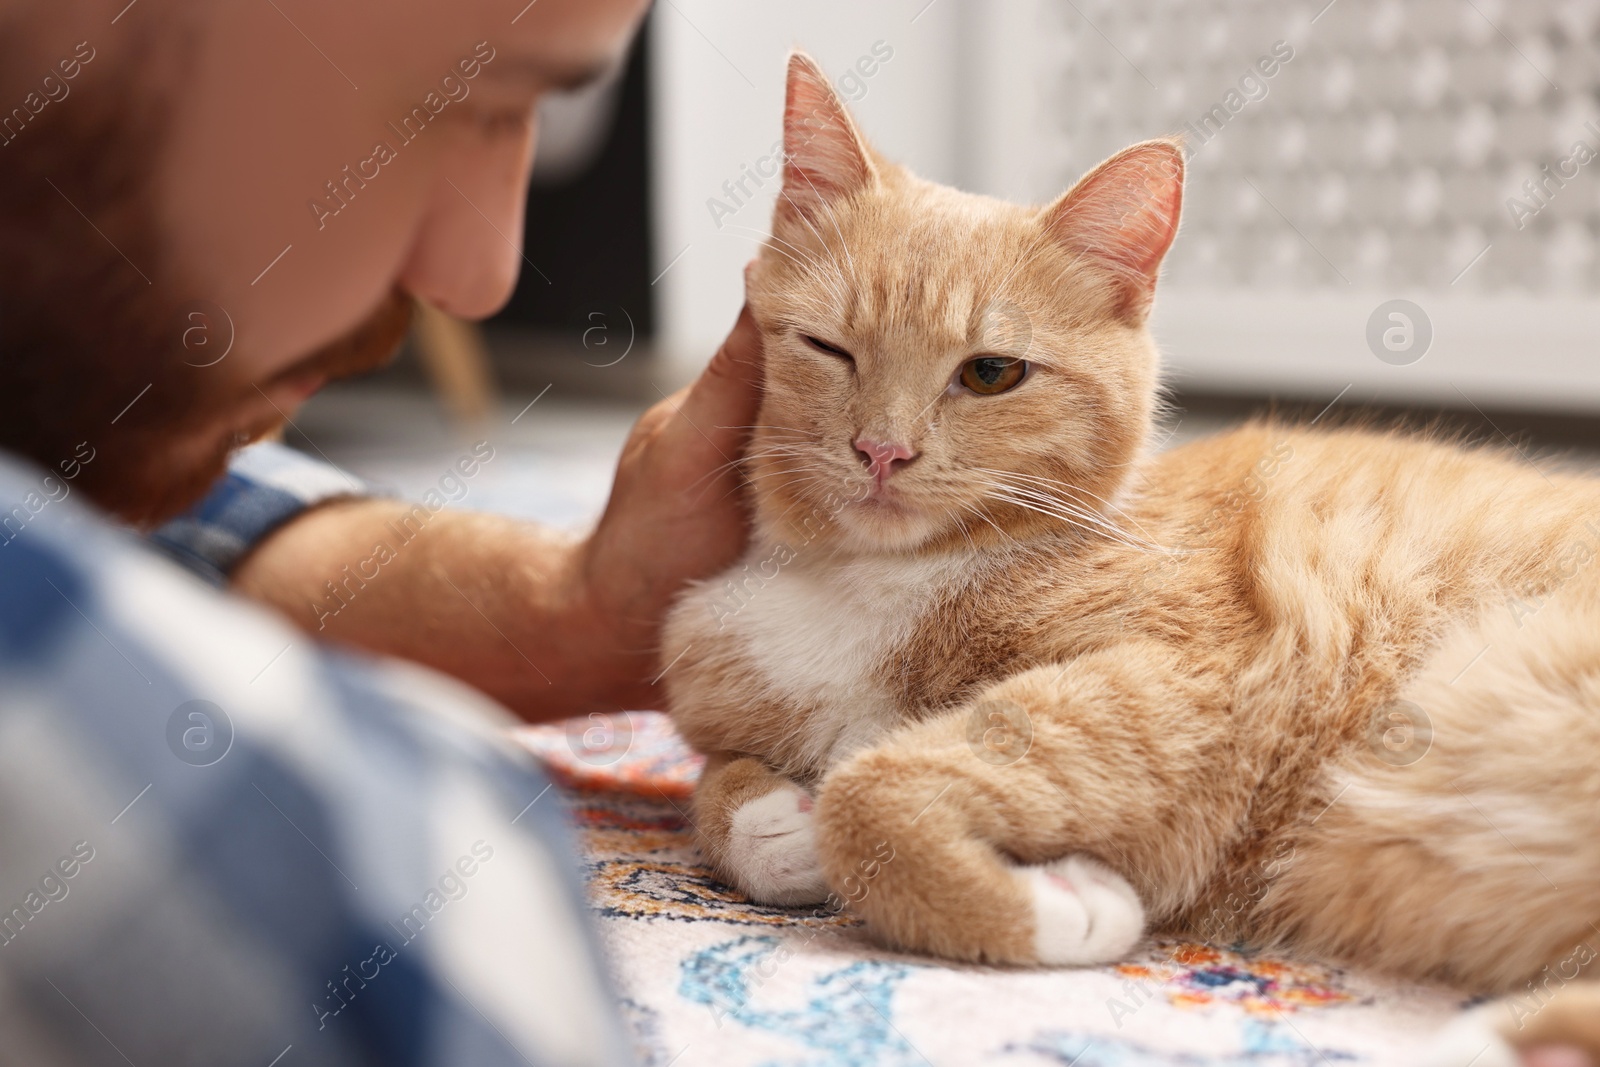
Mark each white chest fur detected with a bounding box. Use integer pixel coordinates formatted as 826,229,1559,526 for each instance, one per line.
679,546,975,775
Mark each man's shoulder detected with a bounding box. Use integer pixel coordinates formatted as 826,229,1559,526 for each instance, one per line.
0,449,103,557
0,460,628,1067
0,447,500,734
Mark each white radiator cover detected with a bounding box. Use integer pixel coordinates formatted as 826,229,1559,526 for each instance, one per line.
648,0,1600,413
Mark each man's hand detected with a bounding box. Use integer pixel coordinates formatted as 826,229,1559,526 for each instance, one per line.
232,304,765,720
576,303,765,704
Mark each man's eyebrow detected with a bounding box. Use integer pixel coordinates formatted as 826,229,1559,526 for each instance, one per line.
486,54,620,94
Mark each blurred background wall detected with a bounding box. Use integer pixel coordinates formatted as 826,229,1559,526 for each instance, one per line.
642,0,1600,415
307,0,1600,524
646,0,967,380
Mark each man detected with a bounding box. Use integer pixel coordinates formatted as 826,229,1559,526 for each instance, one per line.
0,0,758,1063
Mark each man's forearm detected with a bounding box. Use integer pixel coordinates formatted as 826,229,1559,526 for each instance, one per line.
232,497,654,721
231,306,763,722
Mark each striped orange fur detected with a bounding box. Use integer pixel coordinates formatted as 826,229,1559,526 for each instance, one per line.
661,51,1600,1059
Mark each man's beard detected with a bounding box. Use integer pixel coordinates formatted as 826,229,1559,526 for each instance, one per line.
0,21,414,528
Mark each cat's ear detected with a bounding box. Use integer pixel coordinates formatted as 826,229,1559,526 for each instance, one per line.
1038,139,1184,323
779,51,876,221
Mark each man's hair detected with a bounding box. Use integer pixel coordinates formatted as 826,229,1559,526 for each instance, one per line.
0,13,214,523
0,11,411,525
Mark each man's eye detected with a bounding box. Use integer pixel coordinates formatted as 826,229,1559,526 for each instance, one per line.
959,356,1027,395
802,335,854,362
476,110,532,137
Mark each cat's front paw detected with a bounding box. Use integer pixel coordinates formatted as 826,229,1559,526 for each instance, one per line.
722,785,831,906
1023,854,1145,965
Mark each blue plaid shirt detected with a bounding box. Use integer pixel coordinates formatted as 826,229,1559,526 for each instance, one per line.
0,443,630,1067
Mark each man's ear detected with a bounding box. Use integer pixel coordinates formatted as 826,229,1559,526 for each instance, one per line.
778,50,876,223
1038,139,1184,324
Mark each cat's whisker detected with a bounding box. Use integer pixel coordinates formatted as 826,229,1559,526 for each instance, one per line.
744,465,837,484
682,446,812,494
681,463,745,495
682,445,840,504
987,493,1157,552
730,425,825,439
875,475,1086,548
743,445,813,460
956,499,1021,549
744,443,825,460
973,476,1153,548
743,454,813,470
987,483,1149,546
730,225,830,270
721,224,834,278
719,229,848,304
985,491,1129,544
973,468,1156,542
775,189,857,300
705,467,825,510
941,505,980,553
973,467,1163,546
972,466,1117,505
740,224,839,280
707,463,825,505
749,469,855,506
768,483,839,533
775,152,860,275
993,472,1141,527
786,167,861,289
717,227,821,277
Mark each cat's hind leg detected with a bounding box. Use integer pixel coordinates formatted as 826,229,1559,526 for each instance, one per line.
1264,592,1600,992
694,752,831,906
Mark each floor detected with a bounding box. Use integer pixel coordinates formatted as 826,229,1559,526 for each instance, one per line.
515,714,1466,1067
289,384,642,530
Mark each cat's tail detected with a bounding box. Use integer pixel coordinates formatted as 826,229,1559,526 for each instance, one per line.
1421,982,1600,1067
1261,587,1600,992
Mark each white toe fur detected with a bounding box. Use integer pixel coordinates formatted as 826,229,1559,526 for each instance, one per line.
1026,854,1145,965
722,785,831,906
1415,1010,1518,1067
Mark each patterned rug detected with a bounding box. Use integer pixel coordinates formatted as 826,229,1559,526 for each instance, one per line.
516,713,1471,1066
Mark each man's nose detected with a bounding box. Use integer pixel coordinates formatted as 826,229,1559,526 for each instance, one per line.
854,437,920,482
395,120,539,320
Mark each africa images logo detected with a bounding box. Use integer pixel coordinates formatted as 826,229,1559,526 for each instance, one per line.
166,700,234,767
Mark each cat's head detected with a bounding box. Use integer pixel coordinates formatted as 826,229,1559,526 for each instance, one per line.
743,50,1183,557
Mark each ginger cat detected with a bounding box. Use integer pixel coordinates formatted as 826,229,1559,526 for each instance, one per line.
661,52,1600,1063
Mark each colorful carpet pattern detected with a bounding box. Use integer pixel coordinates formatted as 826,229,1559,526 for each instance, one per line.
516,712,1471,1066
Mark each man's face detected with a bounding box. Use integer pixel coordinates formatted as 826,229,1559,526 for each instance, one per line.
0,0,647,524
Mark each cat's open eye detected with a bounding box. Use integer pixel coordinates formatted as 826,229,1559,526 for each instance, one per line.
959,356,1028,395
802,334,855,362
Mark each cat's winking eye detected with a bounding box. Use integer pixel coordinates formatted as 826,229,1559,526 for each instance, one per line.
958,356,1028,396
801,334,855,362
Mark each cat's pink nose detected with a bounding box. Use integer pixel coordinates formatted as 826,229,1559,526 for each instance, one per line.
854,437,919,481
